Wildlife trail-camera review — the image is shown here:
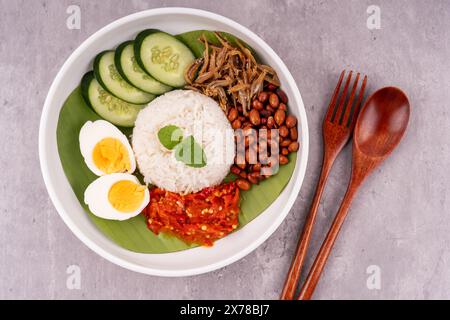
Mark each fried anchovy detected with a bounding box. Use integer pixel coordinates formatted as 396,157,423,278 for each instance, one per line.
184,32,280,114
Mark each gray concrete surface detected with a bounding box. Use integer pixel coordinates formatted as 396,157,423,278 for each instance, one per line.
1,0,449,300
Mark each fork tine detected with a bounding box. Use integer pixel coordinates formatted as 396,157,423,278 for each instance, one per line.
325,70,345,121
340,72,360,126
331,71,353,123
347,75,367,128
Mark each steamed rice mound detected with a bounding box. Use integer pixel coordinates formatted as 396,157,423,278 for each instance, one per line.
132,90,235,194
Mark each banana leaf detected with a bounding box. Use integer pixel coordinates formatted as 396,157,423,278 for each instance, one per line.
56,30,296,253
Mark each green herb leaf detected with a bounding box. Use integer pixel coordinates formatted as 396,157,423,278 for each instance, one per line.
174,135,207,168
158,125,183,150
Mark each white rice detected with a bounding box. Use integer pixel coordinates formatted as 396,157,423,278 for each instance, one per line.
132,90,235,194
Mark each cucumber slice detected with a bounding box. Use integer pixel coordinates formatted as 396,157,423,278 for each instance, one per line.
115,41,172,95
134,29,195,88
81,72,146,127
94,51,155,104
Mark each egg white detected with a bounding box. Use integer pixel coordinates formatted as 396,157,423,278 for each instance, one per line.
84,173,150,221
79,120,136,176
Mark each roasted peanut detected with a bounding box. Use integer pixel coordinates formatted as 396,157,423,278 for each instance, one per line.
258,91,269,103
236,161,246,170
252,99,263,110
242,121,252,128
248,172,260,184
252,163,261,172
274,109,286,126
290,127,298,140
288,141,299,152
242,127,253,135
269,93,279,108
267,116,275,129
236,179,251,190
231,165,241,175
236,90,296,179
285,115,297,128
231,119,242,129
281,139,291,147
227,108,238,122
276,88,289,104
279,155,289,165
249,109,261,126
279,125,289,138
244,136,250,148
267,83,278,91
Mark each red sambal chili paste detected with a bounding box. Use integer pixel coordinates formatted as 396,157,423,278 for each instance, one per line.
144,182,240,246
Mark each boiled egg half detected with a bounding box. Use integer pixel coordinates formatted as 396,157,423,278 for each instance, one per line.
84,173,150,221
79,120,136,176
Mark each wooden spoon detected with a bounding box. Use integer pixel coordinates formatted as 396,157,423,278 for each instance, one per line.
298,87,410,300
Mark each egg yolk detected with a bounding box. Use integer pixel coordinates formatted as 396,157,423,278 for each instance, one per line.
92,138,131,174
108,180,146,213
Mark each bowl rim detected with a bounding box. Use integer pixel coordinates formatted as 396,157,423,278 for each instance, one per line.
39,7,309,277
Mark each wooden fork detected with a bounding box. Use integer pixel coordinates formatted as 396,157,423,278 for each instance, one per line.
280,70,367,300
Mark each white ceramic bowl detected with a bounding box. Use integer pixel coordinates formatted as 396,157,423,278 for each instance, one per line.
39,8,309,276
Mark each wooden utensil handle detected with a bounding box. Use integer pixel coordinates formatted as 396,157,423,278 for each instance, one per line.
297,184,359,300
280,156,334,300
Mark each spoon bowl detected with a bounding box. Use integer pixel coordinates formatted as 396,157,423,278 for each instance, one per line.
298,86,410,300
355,87,410,158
